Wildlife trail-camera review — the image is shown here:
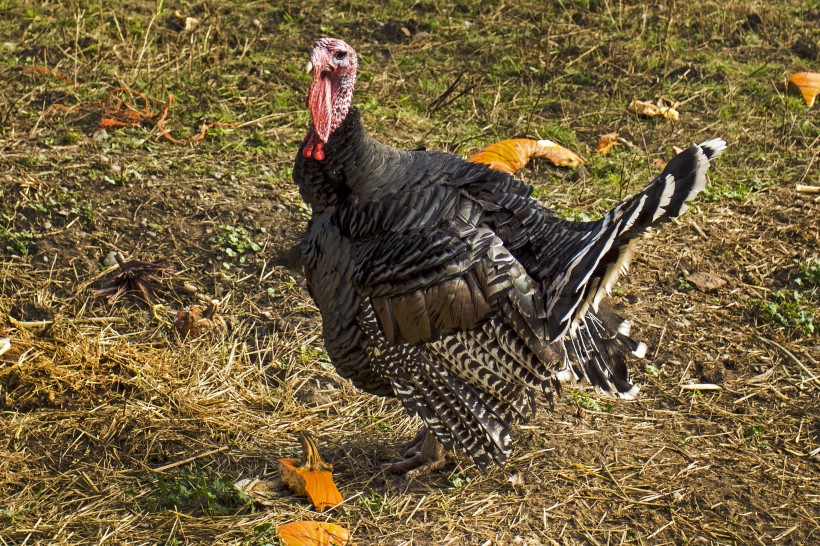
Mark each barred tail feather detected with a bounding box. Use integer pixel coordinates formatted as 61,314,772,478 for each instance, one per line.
546,138,726,339
567,310,643,399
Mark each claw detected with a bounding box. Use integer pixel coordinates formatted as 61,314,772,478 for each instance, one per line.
381,428,447,479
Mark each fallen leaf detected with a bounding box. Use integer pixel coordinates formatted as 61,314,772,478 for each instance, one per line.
277,521,350,546
91,252,171,304
786,72,820,107
278,434,344,511
468,138,583,173
597,133,620,155
627,99,679,120
687,272,727,292
234,477,279,506
173,301,226,336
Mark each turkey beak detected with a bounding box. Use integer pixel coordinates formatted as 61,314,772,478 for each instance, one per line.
305,60,313,73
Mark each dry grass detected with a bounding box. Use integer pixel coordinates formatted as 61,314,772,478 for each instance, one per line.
1,0,818,544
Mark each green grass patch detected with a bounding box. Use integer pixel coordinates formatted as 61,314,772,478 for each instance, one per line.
749,290,816,336
212,224,261,267
569,391,613,412
749,259,820,337
0,225,35,255
149,467,250,516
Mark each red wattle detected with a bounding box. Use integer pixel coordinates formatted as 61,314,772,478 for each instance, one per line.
303,131,326,161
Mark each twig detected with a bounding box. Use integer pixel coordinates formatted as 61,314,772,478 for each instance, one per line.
795,184,819,194
679,383,722,391
149,446,229,473
78,317,128,324
616,136,642,152
759,336,820,386
689,219,708,239
8,317,53,328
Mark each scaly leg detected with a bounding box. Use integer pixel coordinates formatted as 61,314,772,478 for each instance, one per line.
381,428,447,479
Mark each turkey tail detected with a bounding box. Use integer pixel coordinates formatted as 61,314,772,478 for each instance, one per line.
546,138,726,339
566,307,645,398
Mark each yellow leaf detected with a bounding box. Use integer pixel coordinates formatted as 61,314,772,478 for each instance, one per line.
468,138,583,173
627,99,679,120
787,72,820,107
278,434,344,511
277,521,350,546
596,133,620,155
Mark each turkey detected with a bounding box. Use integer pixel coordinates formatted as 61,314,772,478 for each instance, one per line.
293,37,726,477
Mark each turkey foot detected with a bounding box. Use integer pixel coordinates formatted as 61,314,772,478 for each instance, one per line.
381,428,446,479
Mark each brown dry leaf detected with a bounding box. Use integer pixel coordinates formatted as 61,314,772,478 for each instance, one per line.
278,434,343,511
786,72,820,107
233,477,278,506
687,272,727,293
597,133,621,155
468,138,583,173
277,521,350,546
627,99,679,120
91,252,171,304
173,301,226,336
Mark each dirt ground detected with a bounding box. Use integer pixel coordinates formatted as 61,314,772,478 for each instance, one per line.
0,1,818,544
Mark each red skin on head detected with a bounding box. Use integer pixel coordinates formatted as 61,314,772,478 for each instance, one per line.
303,38,357,161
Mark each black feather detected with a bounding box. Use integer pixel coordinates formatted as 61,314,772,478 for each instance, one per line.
294,101,726,468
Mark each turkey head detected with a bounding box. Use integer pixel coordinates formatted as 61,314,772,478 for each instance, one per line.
303,38,358,161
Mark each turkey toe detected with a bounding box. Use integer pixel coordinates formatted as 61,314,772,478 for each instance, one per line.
382,430,447,478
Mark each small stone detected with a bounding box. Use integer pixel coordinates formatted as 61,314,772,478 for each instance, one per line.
181,282,198,295
43,221,52,230
103,251,118,267
687,272,727,292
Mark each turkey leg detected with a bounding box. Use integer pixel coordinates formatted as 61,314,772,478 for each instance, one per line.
381,428,446,479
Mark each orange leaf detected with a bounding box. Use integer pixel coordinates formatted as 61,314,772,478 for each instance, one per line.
787,72,820,108
277,521,350,546
596,133,621,155
278,434,343,511
173,303,226,336
468,138,583,173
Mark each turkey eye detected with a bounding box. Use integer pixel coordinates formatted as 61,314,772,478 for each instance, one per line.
333,50,347,60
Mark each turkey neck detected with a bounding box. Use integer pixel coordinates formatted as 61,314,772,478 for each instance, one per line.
294,107,410,212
